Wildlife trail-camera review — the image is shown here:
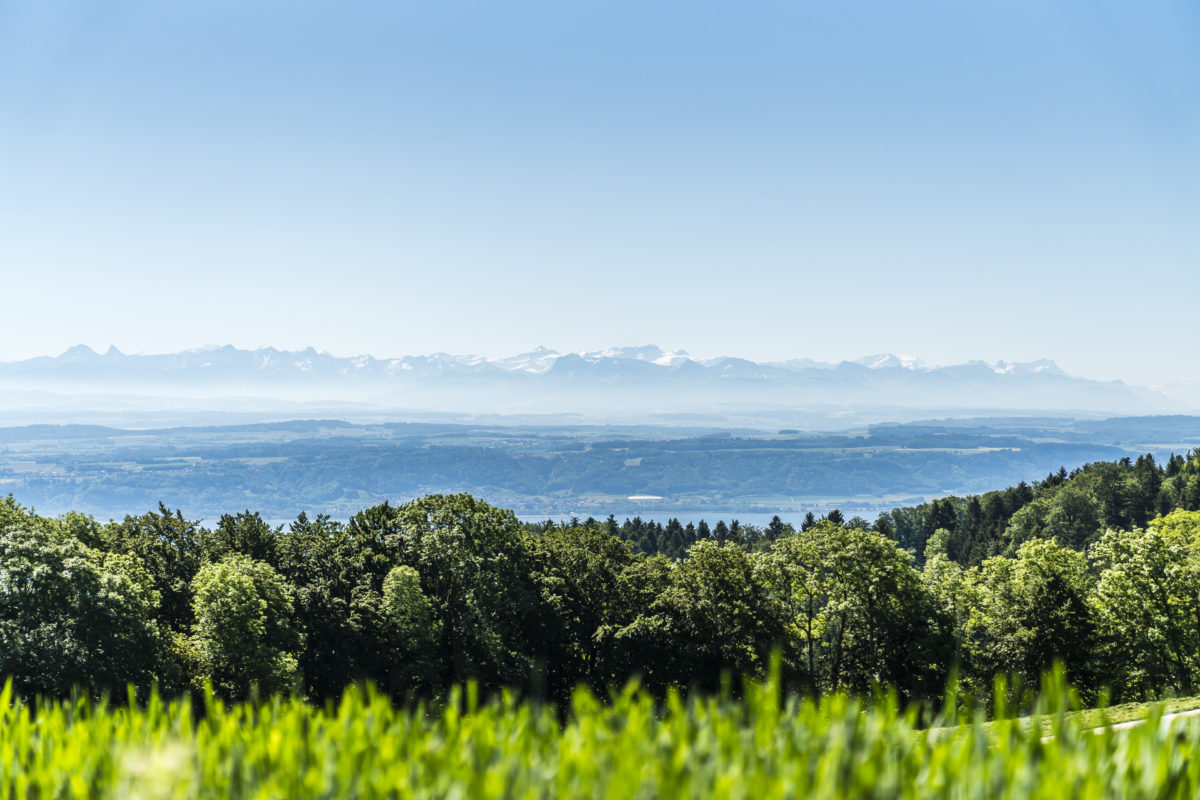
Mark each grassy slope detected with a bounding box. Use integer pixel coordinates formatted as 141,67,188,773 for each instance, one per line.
975,696,1200,738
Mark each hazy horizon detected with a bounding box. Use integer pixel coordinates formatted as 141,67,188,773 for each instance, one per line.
0,341,1181,389
2,1,1198,385
0,340,1188,430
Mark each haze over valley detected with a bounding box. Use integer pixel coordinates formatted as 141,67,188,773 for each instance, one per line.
0,344,1183,430
3,410,1197,525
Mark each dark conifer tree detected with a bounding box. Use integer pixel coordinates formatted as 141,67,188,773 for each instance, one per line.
872,514,894,538
1166,453,1183,478
766,515,788,541
663,518,685,557
929,499,957,534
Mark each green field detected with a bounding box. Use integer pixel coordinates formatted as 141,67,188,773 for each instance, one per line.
6,677,1200,800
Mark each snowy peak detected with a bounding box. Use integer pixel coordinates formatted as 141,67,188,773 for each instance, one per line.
990,359,1066,377
1011,359,1066,377
587,345,666,362
492,347,562,375
768,358,834,372
852,354,928,370
488,345,698,374
652,350,692,367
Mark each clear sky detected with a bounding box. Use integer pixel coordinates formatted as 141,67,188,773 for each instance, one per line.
0,0,1197,384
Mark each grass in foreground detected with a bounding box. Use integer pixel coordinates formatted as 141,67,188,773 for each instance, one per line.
4,676,1200,799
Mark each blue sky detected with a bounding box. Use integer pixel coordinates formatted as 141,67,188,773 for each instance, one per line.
0,0,1196,384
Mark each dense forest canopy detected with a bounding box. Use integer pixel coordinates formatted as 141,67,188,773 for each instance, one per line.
3,449,1200,707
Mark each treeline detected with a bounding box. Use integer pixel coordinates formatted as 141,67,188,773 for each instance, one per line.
880,451,1199,567
548,510,865,559
3,450,1200,706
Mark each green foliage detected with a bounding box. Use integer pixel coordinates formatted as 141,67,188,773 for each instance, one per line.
885,450,1200,570
273,512,379,700
380,565,440,696
5,448,1200,709
763,522,950,699
608,541,784,695
190,555,300,699
102,504,202,634
200,511,281,567
381,565,437,649
923,552,969,668
348,494,538,691
525,524,640,698
1091,510,1200,698
962,539,1096,697
0,513,162,697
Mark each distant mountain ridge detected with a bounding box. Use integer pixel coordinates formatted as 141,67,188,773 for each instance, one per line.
0,343,1089,378
0,344,1180,416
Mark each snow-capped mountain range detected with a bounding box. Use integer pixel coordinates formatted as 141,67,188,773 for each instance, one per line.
0,344,1180,416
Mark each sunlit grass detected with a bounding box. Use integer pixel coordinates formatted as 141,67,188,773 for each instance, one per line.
4,673,1200,799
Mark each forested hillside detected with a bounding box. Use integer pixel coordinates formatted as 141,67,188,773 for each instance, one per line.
597,450,1198,562
881,451,1197,566
3,448,1200,707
